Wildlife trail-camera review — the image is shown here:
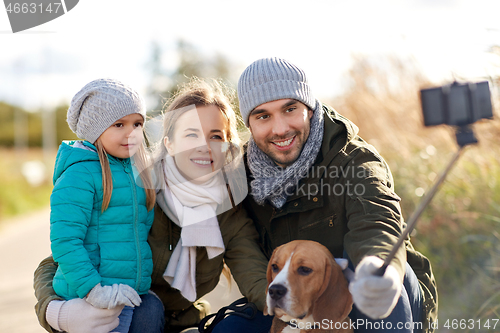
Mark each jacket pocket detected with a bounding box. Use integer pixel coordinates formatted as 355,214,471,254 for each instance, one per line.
297,214,345,257
299,214,336,232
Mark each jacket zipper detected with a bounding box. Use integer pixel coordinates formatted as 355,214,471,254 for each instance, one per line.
168,214,172,251
123,160,142,291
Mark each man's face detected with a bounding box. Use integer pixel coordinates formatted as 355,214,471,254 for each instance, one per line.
248,99,313,168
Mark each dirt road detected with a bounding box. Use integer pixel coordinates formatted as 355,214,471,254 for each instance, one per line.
0,208,51,332
0,208,241,332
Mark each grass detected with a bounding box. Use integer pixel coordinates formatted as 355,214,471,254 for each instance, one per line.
0,148,55,222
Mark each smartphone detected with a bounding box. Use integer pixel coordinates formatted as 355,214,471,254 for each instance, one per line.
420,81,493,127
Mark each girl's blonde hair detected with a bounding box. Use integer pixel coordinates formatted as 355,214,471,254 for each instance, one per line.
95,134,156,213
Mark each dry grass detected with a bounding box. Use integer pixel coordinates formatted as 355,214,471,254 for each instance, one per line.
326,54,500,325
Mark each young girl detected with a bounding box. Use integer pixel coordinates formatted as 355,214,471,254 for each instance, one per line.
48,79,157,333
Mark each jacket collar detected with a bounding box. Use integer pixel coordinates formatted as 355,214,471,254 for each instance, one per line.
317,103,359,169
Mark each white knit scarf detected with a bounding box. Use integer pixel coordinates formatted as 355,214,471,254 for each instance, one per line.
157,155,226,302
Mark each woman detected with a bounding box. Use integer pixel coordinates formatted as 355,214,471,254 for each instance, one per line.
34,78,270,333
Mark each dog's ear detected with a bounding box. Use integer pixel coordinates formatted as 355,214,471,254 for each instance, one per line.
312,256,353,325
318,253,333,297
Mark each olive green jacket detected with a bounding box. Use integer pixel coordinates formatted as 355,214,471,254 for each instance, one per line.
243,104,438,331
34,204,268,332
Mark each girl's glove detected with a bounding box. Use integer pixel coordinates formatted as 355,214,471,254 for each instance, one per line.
85,283,142,309
348,256,402,319
47,298,123,333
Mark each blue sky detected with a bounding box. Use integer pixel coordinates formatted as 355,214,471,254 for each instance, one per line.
1,0,499,110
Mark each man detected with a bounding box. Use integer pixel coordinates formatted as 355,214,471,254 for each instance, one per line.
213,57,437,333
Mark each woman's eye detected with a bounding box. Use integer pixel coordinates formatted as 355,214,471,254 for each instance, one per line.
186,133,198,138
211,135,223,140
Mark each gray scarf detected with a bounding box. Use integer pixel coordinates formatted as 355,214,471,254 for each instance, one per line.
247,103,324,208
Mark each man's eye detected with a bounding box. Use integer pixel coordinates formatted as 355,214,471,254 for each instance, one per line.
271,264,279,273
297,266,312,276
257,115,269,120
286,107,296,113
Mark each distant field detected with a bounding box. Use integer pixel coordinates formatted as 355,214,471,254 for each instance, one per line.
0,148,55,222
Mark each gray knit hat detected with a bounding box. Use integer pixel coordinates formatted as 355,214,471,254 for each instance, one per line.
237,57,317,126
67,78,146,144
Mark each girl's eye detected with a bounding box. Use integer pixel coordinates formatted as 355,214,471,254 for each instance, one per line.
134,122,143,128
114,123,123,128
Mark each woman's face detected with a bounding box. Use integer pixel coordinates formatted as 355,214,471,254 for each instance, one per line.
165,105,229,183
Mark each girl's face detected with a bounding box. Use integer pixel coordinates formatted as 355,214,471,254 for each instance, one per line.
165,105,229,183
99,113,144,159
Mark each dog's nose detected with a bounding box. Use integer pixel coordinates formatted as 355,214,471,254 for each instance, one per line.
268,284,287,300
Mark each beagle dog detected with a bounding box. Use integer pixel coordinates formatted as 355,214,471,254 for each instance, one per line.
264,240,353,333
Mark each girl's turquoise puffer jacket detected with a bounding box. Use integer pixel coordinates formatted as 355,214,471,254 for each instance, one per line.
50,140,154,300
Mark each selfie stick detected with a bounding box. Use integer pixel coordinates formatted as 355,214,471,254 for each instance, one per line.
373,81,492,276
373,142,467,276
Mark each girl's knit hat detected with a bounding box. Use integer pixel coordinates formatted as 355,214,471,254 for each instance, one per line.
237,57,317,126
67,78,146,144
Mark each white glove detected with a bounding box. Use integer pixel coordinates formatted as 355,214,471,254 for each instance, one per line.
86,283,142,309
47,298,124,333
348,256,402,319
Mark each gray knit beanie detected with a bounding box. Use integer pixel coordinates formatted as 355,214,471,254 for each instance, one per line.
238,57,317,126
67,78,146,144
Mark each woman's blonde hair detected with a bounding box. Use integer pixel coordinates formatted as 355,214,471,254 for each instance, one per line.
95,134,156,213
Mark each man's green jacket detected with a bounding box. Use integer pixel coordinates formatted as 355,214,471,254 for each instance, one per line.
243,104,438,331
